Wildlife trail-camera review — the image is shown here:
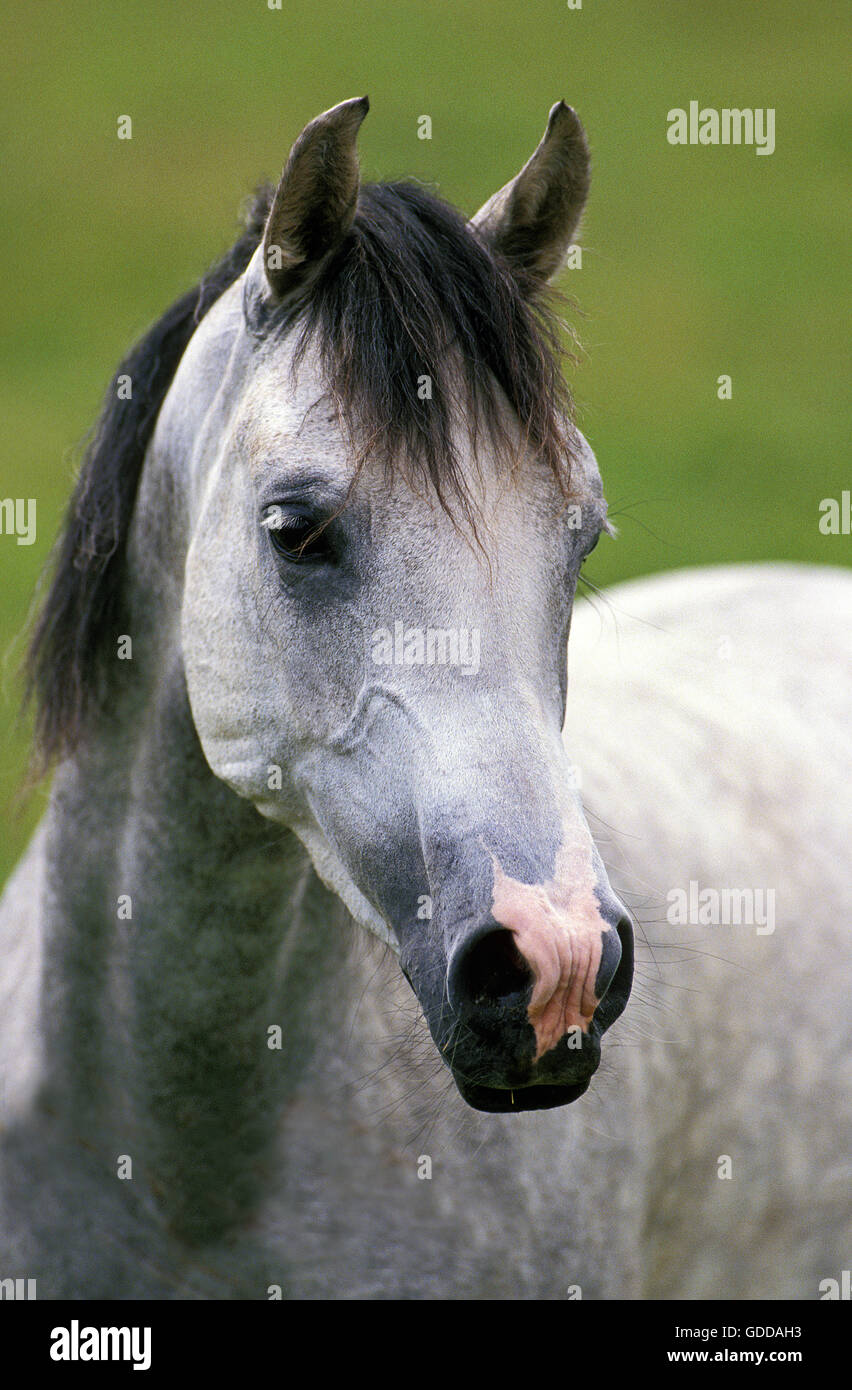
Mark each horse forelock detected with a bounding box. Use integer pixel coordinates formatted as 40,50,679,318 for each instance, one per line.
264,180,579,522
26,179,579,769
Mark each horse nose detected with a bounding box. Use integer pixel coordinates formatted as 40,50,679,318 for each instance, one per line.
448,925,535,1012
447,910,629,1048
595,919,625,999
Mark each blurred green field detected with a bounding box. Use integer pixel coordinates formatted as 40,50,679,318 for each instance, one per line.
1,0,850,882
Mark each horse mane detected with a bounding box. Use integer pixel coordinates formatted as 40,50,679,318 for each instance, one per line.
281,181,577,522
27,180,577,769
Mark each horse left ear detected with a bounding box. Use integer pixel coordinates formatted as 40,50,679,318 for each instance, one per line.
260,95,369,301
469,102,590,283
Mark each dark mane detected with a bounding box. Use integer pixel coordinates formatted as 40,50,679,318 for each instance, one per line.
26,188,272,769
27,180,577,768
283,181,577,520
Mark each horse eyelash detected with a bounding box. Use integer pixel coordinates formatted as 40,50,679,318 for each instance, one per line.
261,508,309,532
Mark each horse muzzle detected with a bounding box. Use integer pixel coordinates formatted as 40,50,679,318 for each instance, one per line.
401,896,634,1113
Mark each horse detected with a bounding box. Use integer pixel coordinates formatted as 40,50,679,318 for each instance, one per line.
1,96,849,1300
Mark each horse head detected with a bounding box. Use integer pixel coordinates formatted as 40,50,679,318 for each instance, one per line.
156,99,634,1111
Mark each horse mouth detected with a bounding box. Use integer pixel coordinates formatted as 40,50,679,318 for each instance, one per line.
454,1077,591,1113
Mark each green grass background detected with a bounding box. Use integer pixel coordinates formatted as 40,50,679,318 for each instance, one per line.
1,0,849,882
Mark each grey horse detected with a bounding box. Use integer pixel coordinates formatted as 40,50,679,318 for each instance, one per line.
1,98,849,1299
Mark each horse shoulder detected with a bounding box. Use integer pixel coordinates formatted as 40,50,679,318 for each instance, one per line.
566,564,852,1295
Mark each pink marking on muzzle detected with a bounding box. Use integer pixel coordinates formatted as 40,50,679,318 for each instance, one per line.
489,840,612,1061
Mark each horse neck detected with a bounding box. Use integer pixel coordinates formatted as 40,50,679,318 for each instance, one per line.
38,642,354,1243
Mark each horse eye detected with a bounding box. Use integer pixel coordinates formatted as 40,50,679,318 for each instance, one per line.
262,507,334,564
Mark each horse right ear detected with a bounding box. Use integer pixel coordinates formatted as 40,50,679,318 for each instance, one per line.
245,95,368,318
469,102,590,284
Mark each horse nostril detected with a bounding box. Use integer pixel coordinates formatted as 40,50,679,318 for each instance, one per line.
594,916,625,1000
452,928,534,1010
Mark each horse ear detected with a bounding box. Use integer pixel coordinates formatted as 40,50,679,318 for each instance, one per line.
469,102,590,283
261,95,369,299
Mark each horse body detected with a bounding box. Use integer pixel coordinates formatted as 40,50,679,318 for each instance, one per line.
3,564,848,1299
1,99,849,1299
